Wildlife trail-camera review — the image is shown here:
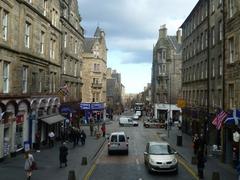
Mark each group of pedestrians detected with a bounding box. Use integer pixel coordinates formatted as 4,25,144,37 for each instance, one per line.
69,127,86,147
192,133,206,179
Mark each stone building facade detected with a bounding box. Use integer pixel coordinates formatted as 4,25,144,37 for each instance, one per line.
106,69,124,115
58,0,84,126
181,0,240,164
0,0,84,160
82,27,107,103
224,0,240,164
151,25,182,105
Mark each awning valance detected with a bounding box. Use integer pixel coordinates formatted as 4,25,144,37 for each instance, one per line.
41,115,65,125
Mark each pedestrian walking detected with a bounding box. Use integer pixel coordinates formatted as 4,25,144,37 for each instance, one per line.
24,151,35,180
59,142,68,168
89,119,94,136
197,149,205,179
101,123,106,137
193,133,200,155
35,131,41,152
48,131,55,148
80,130,86,145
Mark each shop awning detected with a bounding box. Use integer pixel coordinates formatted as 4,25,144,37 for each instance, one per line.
41,115,65,125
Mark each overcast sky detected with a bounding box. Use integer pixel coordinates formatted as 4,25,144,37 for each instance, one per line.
78,0,198,94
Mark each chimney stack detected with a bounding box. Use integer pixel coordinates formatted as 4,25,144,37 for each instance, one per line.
176,29,182,44
159,24,167,39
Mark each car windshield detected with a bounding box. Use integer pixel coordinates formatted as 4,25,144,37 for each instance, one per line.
149,144,174,155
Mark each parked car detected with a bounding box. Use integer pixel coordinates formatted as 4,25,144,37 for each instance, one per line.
144,142,178,174
119,117,139,126
132,114,139,120
107,131,129,155
143,118,165,128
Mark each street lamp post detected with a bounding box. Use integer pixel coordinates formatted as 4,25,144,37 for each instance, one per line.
167,74,171,138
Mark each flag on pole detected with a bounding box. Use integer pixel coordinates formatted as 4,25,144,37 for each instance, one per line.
212,110,228,130
224,109,240,126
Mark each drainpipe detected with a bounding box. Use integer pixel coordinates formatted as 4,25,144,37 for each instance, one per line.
221,0,226,163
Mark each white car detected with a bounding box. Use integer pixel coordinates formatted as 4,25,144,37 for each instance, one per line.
108,132,129,155
132,114,139,120
144,142,178,174
119,117,139,126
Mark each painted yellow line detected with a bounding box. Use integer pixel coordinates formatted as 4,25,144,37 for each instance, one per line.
83,163,96,180
178,156,199,180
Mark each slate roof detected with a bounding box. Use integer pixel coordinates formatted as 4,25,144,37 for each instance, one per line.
83,38,96,53
167,36,182,54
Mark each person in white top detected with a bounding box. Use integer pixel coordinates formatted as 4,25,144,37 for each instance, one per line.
48,131,55,148
24,152,34,180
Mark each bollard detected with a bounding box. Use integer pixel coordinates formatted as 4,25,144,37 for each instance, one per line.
81,156,88,165
212,171,220,180
191,156,197,165
68,170,76,180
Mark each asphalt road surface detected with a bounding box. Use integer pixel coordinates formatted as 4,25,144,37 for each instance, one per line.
88,113,195,180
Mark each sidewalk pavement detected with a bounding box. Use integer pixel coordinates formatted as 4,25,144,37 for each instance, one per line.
161,126,238,180
0,126,106,180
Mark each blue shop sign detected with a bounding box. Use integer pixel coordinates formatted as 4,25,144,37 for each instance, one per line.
91,103,104,110
60,107,72,113
80,103,91,110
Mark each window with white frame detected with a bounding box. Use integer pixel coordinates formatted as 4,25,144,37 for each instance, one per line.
212,58,215,77
229,84,234,108
93,63,100,72
219,20,223,41
229,37,235,63
212,26,215,46
63,58,67,74
74,61,77,76
211,0,215,12
22,66,28,93
201,33,204,50
229,0,235,18
39,69,43,93
219,0,222,6
201,62,204,79
205,30,208,47
40,31,45,54
24,22,31,48
218,90,222,107
219,55,222,76
205,60,208,78
64,32,67,48
52,72,57,92
3,62,9,93
74,40,77,54
50,38,56,59
43,0,48,16
2,10,8,41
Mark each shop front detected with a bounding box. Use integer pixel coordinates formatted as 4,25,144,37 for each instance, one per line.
80,102,105,124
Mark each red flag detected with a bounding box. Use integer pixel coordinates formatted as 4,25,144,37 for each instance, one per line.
212,111,227,130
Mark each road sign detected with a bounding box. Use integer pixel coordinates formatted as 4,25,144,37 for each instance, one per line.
177,99,186,108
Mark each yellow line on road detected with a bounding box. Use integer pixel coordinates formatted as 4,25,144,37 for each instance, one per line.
178,156,199,180
83,163,96,180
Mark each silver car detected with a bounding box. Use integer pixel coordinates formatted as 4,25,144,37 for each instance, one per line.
144,142,178,174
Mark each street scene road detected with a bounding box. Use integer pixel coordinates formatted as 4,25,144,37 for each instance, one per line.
88,112,195,180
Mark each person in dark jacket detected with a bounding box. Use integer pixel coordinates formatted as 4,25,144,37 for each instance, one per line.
197,149,205,179
59,142,68,168
80,130,86,145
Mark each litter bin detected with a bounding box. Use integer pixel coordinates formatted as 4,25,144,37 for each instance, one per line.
177,135,182,146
